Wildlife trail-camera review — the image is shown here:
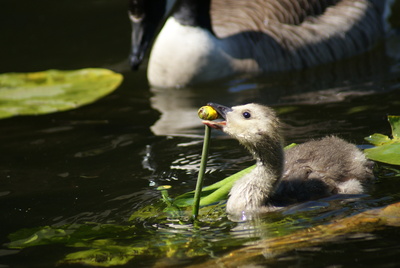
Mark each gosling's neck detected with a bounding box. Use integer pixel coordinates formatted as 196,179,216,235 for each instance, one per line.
249,135,285,181
242,135,285,198
226,135,284,216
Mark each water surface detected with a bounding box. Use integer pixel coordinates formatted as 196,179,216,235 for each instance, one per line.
1,1,400,267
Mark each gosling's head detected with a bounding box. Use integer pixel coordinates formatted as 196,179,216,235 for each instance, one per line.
203,103,283,153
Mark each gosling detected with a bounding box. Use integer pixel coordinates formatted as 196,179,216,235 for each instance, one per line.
203,103,374,218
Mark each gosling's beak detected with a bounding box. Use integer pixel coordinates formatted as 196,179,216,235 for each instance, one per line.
202,103,232,130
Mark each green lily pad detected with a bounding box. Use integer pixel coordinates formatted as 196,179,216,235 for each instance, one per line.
0,68,123,119
365,115,400,165
365,143,400,165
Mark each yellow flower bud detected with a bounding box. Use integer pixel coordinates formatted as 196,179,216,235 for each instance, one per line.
198,105,218,120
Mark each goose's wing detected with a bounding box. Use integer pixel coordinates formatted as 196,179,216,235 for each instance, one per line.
211,0,384,41
210,0,385,68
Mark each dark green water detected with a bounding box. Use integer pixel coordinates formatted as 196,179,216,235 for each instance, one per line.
1,1,400,267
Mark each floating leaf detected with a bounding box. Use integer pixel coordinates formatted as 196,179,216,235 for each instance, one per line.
365,115,400,165
0,68,123,119
364,133,392,146
365,143,400,165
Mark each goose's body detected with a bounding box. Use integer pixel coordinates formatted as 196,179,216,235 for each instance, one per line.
203,103,374,218
129,0,393,87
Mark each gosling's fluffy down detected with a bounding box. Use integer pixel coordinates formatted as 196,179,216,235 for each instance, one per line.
272,136,374,205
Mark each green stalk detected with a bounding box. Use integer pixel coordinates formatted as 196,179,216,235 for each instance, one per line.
192,125,211,220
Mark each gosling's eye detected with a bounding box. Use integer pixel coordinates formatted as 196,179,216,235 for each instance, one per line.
243,112,251,119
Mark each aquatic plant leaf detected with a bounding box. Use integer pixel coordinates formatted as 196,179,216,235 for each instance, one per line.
8,223,152,266
365,115,400,165
364,133,392,146
8,225,140,267
0,68,123,119
389,115,400,138
61,243,145,267
364,143,400,165
8,226,74,248
128,200,172,221
173,165,256,208
8,223,135,249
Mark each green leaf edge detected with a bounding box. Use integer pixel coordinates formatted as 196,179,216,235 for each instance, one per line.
364,115,400,165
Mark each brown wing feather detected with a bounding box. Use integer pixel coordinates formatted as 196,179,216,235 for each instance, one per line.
210,0,385,70
211,0,344,37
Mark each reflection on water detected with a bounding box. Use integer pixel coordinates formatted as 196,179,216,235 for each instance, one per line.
74,134,137,158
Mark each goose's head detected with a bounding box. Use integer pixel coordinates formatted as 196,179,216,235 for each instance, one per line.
203,103,283,159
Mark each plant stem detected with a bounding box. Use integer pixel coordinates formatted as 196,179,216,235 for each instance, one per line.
192,125,211,220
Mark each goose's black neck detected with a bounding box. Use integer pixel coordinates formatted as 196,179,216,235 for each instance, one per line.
173,0,213,32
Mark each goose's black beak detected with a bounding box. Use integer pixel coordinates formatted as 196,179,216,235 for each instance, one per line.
202,103,232,130
129,17,147,70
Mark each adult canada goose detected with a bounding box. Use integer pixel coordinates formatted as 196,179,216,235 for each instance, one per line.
203,103,374,218
129,0,392,88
